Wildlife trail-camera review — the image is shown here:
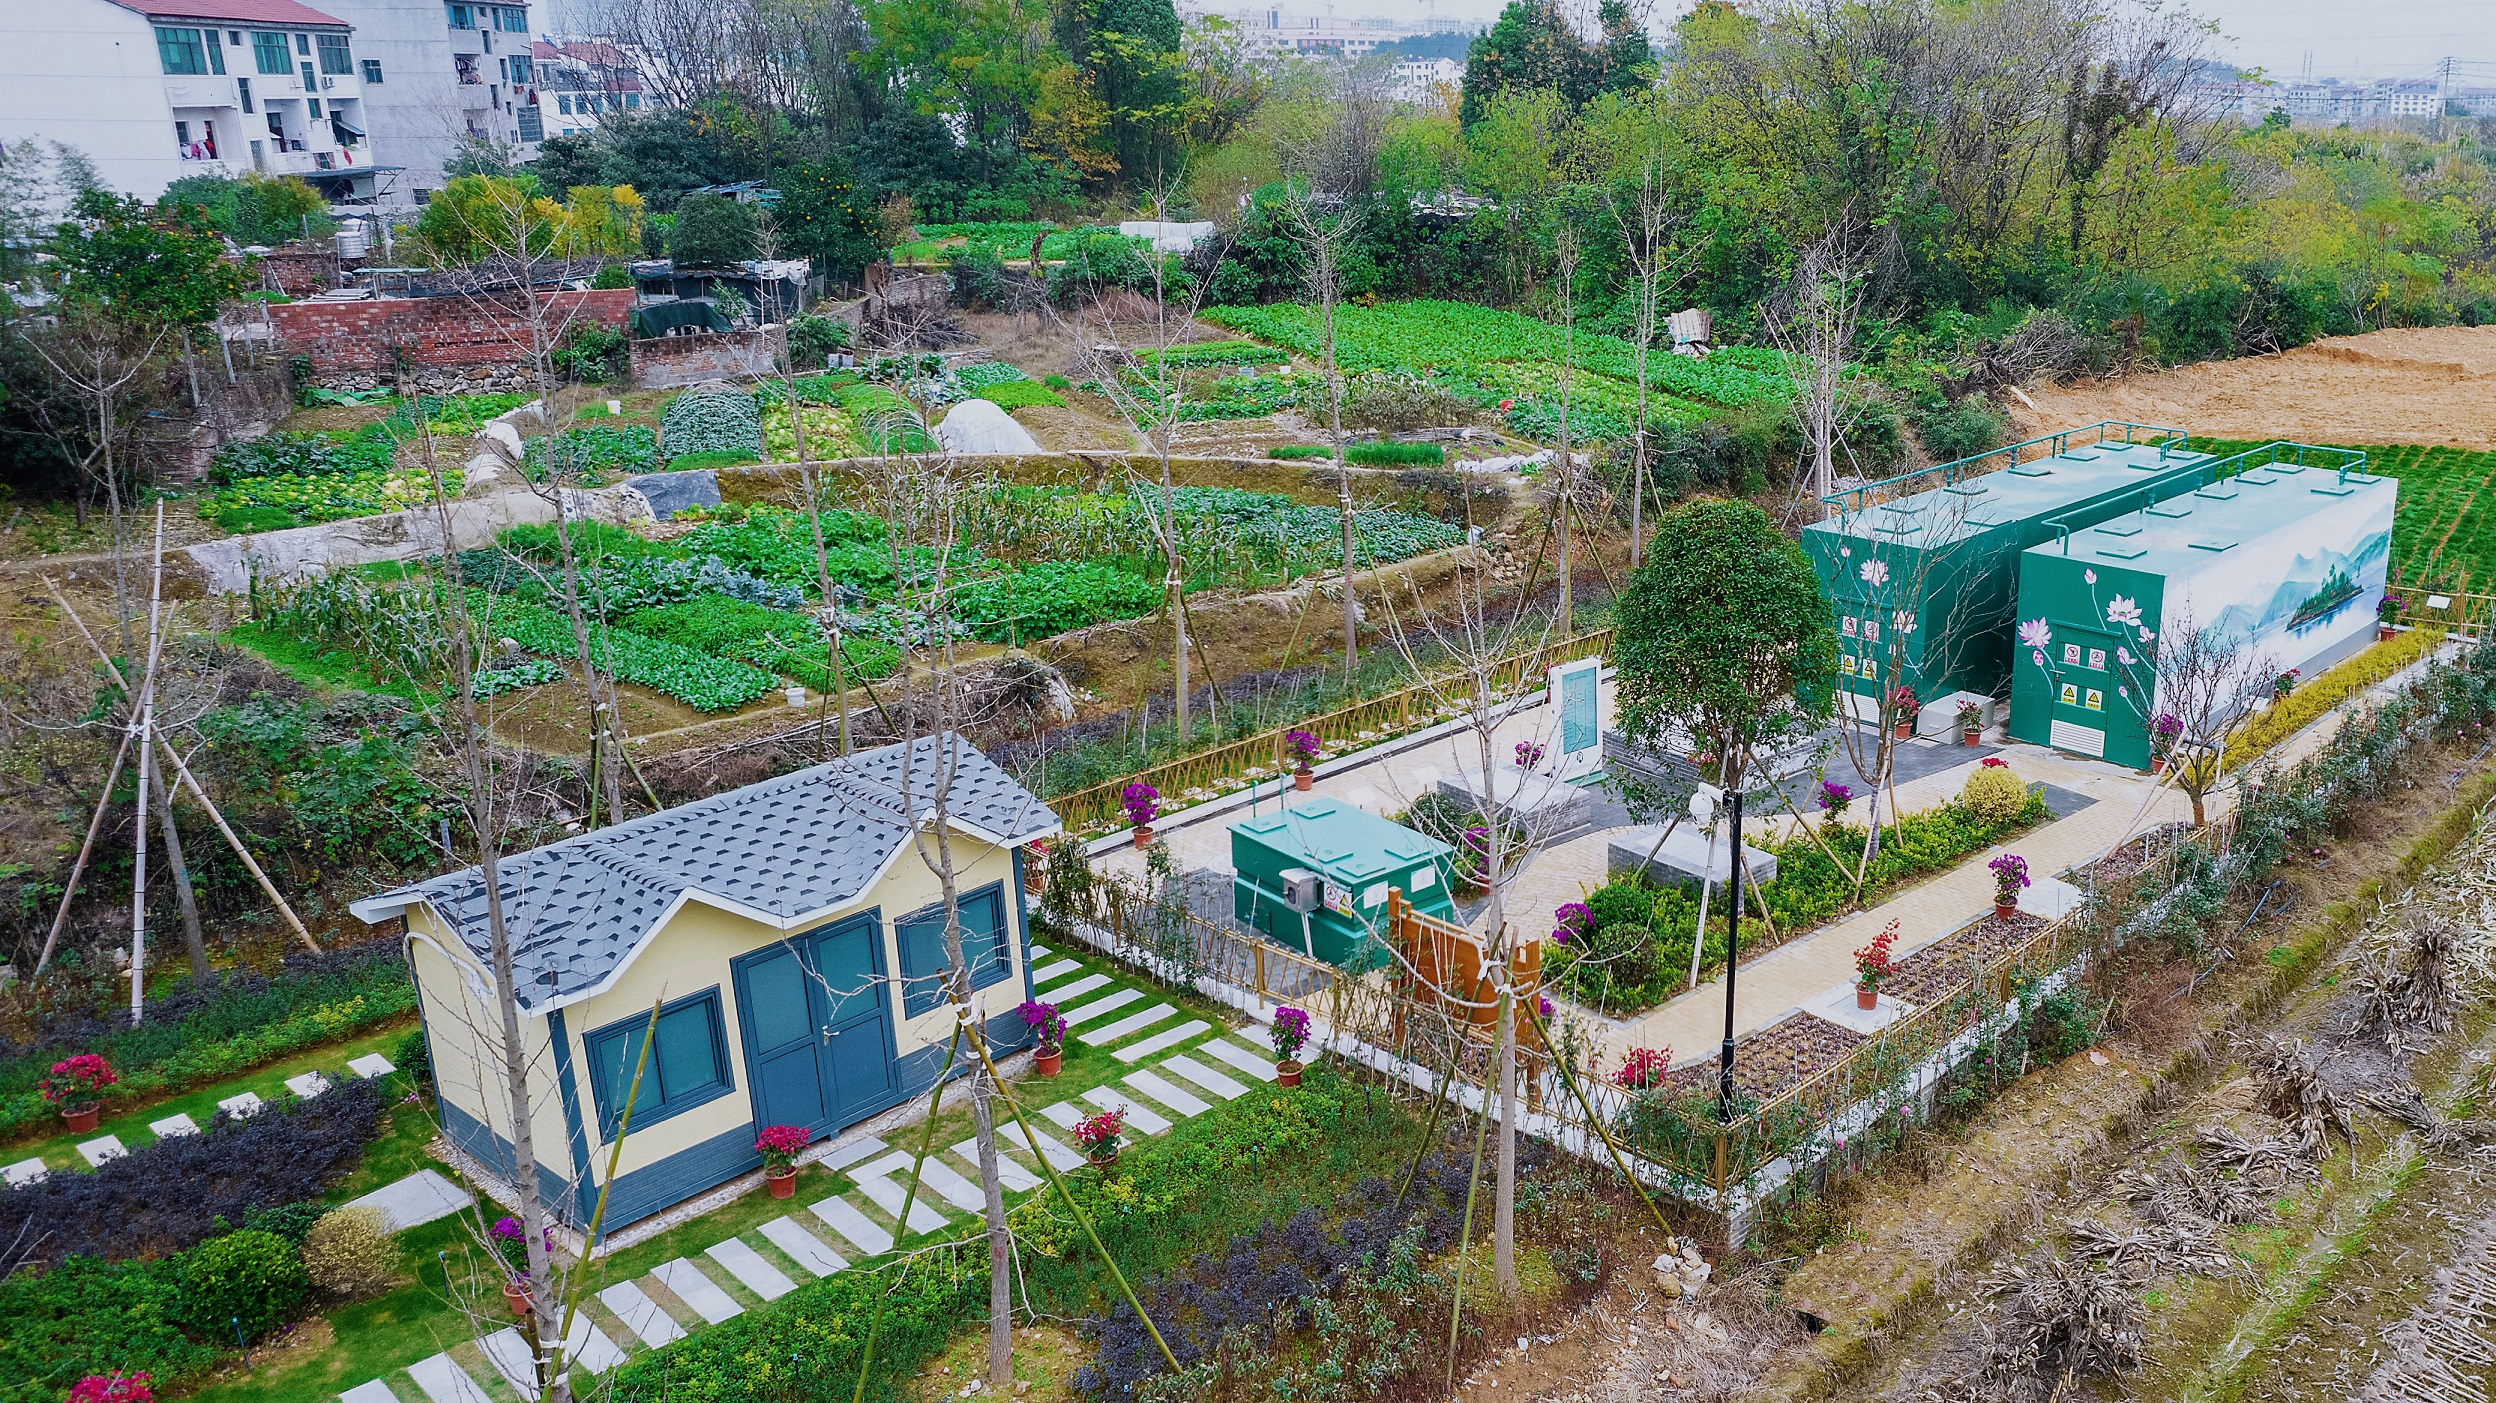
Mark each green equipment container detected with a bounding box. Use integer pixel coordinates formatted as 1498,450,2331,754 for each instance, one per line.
2010,443,2396,768
1800,422,2210,716
1230,797,1457,967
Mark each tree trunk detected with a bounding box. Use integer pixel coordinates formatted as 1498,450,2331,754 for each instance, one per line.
151,761,209,980
974,1076,1013,1387
1493,984,1518,1296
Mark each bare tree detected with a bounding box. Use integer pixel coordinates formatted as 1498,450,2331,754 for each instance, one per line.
596,0,736,109
1550,221,1581,639
1278,191,1367,685
2138,609,2272,827
28,309,167,648
1604,151,1691,571
1764,214,1884,516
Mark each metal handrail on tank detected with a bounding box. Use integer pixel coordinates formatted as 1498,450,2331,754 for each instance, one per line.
1821,419,2192,528
2041,440,2369,554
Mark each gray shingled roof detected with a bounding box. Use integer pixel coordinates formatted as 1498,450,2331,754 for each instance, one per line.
351,734,1057,1014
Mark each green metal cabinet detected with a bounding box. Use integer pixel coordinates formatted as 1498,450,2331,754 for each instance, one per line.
1800,424,2209,715
2010,443,2397,767
1230,797,1457,968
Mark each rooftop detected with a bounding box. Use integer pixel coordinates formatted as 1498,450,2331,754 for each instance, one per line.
350,735,1058,1015
113,0,350,28
2024,455,2393,577
1805,440,2213,549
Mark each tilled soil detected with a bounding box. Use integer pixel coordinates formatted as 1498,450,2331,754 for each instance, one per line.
2014,324,2496,450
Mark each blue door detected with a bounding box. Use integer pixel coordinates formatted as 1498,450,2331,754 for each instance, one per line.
731,914,895,1137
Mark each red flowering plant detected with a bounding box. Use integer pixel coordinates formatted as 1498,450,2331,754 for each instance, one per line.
1612,1046,1673,1092
67,1375,153,1403
1071,1107,1125,1160
1852,919,1899,991
38,1054,117,1113
755,1124,811,1173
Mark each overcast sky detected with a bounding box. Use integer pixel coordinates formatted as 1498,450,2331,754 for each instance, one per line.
1401,0,2490,83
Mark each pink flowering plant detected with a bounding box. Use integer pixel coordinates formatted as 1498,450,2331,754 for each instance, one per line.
491,1214,551,1283
756,1123,811,1173
1551,900,1591,947
1271,1006,1312,1066
1989,853,2030,906
1071,1107,1125,1159
1612,1046,1672,1091
1019,999,1067,1053
68,1375,154,1403
1284,730,1321,769
37,1053,116,1111
1121,782,1159,828
1817,780,1852,818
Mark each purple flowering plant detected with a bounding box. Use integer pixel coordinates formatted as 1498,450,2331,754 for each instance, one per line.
1284,730,1321,768
1271,1006,1312,1065
1988,853,2030,904
1121,781,1159,828
1818,780,1852,816
1019,999,1066,1051
1551,900,1591,946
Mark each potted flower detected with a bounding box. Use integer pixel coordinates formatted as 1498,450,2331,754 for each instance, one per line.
1020,999,1067,1076
1890,686,1919,741
1122,782,1159,847
1071,1107,1125,1169
1956,699,1984,746
2378,591,2405,641
1818,779,1852,825
756,1124,810,1198
491,1216,537,1317
1988,853,2029,921
1024,838,1049,894
1611,1046,1672,1091
1852,920,1899,1009
1514,739,1546,771
2272,668,2300,704
38,1054,116,1133
1284,730,1321,790
2149,712,2182,775
1271,1005,1312,1087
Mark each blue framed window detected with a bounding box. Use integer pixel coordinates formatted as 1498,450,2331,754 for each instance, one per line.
157,27,208,75
251,31,290,74
894,884,1013,1017
498,6,531,32
318,33,352,74
446,4,475,29
581,988,733,1139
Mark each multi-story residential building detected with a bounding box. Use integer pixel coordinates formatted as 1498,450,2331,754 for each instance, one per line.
1388,56,1461,104
532,37,649,139
1209,6,1422,62
1,0,380,201
306,0,536,206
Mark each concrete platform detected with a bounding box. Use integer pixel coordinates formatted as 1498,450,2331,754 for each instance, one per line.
1606,824,1780,888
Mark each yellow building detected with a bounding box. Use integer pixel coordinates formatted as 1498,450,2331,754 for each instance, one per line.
351,735,1059,1227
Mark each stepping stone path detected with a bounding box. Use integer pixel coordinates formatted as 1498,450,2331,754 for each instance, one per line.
285,1071,330,1099
149,1112,200,1138
336,945,1297,1403
347,1053,398,1079
77,1135,127,1167
217,1091,265,1118
4,1157,47,1188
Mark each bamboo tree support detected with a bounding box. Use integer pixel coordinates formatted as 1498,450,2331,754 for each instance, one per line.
1522,999,1675,1238
852,1027,964,1403
1392,1010,1466,1213
42,576,321,955
128,506,171,1023
1444,999,1502,1398
549,998,664,1391
962,1023,1182,1375
32,729,133,978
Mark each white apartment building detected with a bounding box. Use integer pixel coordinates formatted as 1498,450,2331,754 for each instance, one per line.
533,37,650,139
308,0,537,206
1215,6,1417,62
1390,57,1461,104
1,0,380,201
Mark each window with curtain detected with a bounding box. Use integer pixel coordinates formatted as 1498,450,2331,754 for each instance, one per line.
894,885,1013,1017
497,6,530,32
318,34,351,74
582,990,732,1139
155,27,207,75
252,32,290,75
445,4,475,29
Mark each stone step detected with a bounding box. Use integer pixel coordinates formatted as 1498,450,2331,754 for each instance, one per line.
1078,1004,1175,1047
1,1158,45,1188
1058,988,1143,1028
1030,958,1082,986
852,1174,950,1233
216,1090,265,1118
759,1215,847,1277
476,1330,541,1400
951,1138,1039,1191
1034,972,1108,1003
1002,1120,1085,1171
405,1352,492,1403
149,1112,200,1138
1158,1053,1249,1100
347,1052,398,1079
808,1196,894,1257
597,1280,684,1348
859,1150,984,1212
1201,1039,1278,1082
705,1238,797,1301
77,1135,128,1167
1078,1087,1171,1135
559,1312,627,1375
340,1380,402,1403
1122,1069,1210,1118
1031,943,1052,958
1111,1019,1209,1064
1038,1102,1080,1129
816,1135,890,1174
652,1258,744,1323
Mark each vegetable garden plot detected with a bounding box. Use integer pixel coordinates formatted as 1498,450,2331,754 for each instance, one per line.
1203,299,1795,442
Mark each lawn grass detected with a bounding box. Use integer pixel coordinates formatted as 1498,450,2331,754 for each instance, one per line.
9,1018,414,1171
224,622,433,703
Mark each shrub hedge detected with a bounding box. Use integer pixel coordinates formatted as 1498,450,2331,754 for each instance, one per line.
1342,440,1444,466
608,1259,978,1403
2223,626,2441,770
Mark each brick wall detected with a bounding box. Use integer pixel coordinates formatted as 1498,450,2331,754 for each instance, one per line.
628,325,788,389
258,247,347,297
267,290,636,379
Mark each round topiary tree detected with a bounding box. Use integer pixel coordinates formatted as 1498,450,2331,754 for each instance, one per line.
1961,760,2029,825
668,194,759,267
180,1228,309,1339
301,1205,398,1297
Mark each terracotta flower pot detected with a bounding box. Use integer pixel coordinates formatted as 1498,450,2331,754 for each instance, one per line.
1131,824,1153,848
1088,1147,1119,1171
61,1104,100,1134
504,1281,533,1319
2150,756,2167,775
766,1165,797,1199
1856,983,1878,1010
1293,769,1313,792
1994,901,2017,921
2379,623,2398,641
1895,721,1913,741
1275,1059,1304,1088
1035,1047,1062,1077
1962,729,1981,746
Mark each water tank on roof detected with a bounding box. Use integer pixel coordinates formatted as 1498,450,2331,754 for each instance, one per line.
334,220,370,259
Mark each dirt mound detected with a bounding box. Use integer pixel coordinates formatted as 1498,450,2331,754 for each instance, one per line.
2012,324,2496,449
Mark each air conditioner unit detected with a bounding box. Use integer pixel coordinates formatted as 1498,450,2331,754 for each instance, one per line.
1278,867,1321,914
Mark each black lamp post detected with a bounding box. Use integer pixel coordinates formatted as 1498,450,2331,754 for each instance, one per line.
1716,782,1743,1124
